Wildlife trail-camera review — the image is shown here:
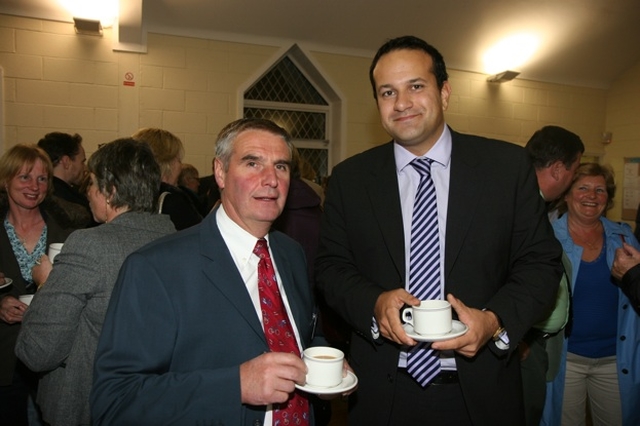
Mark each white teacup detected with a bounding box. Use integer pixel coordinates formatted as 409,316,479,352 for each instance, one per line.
302,346,344,388
19,294,34,306
402,300,452,335
48,243,64,262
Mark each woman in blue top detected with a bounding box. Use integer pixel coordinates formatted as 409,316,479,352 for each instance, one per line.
542,163,640,426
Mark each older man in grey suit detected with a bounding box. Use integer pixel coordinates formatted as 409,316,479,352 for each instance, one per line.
15,139,175,426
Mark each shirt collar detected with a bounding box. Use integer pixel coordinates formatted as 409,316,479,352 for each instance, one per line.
394,125,452,173
216,205,269,261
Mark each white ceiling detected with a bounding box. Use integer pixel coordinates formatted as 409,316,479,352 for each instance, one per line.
1,0,640,89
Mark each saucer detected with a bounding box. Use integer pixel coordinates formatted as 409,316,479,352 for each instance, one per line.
403,320,468,342
0,278,13,289
296,371,358,395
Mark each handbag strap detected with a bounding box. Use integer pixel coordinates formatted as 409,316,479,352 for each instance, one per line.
157,191,171,214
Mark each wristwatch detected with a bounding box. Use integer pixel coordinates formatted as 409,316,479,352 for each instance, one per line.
492,326,510,350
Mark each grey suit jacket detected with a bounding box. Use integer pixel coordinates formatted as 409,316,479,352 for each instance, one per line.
315,129,563,425
90,209,322,426
15,212,175,426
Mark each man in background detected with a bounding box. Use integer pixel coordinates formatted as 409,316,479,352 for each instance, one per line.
178,163,208,216
523,125,584,425
198,157,221,212
613,242,640,315
37,132,94,227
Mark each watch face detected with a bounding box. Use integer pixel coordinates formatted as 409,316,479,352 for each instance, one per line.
498,329,509,343
495,338,510,351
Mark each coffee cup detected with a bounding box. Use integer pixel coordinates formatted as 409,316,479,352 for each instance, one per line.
19,294,34,306
302,346,344,388
401,300,452,335
48,243,64,262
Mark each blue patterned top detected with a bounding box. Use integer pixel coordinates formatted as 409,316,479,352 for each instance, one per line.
4,217,47,287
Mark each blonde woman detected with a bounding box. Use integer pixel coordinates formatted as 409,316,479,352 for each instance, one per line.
0,145,76,425
132,128,202,230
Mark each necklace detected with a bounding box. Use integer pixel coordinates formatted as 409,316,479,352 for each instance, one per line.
568,225,602,250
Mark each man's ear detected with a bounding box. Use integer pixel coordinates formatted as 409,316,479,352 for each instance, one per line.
60,155,71,169
550,160,564,181
214,158,225,190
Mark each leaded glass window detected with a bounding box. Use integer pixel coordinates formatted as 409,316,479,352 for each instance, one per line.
244,55,329,182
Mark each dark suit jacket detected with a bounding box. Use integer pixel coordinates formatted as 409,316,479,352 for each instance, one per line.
90,209,322,426
158,182,203,231
198,174,221,213
315,129,563,425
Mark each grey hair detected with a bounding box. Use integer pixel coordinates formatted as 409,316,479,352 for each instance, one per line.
214,118,293,171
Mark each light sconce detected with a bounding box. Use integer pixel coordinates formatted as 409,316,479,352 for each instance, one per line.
487,70,520,83
73,17,103,36
602,132,613,145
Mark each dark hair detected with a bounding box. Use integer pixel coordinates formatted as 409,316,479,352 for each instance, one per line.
0,144,54,197
369,35,449,99
556,162,616,215
88,138,161,212
215,118,293,171
37,132,83,166
525,126,585,170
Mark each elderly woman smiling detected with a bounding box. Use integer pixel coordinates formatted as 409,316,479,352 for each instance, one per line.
543,163,640,426
15,138,175,426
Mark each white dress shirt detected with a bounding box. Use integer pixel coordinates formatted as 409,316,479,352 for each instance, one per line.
216,206,303,425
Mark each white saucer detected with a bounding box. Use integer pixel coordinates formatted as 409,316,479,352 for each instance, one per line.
404,320,468,342
0,278,13,289
296,370,358,395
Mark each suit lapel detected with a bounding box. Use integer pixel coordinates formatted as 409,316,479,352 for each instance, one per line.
445,132,483,279
270,234,313,341
366,143,405,278
198,213,268,343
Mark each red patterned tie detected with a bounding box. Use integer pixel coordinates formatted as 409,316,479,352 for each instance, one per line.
254,238,309,426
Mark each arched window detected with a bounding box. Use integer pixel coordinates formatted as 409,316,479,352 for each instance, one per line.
243,45,340,186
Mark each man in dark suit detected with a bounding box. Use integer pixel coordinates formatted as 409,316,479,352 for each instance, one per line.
521,125,583,426
198,158,221,212
315,36,563,425
37,132,96,228
90,118,329,425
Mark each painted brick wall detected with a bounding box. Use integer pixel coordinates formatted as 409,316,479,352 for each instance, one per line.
1,13,636,224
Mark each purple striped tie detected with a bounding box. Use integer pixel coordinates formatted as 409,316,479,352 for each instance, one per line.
407,157,442,387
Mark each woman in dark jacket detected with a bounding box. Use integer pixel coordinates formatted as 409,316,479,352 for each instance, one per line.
0,144,76,426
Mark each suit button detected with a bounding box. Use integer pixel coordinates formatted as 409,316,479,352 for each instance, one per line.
622,368,629,374
387,373,394,383
620,335,626,341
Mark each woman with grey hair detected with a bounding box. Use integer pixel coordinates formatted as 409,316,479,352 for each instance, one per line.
15,138,175,426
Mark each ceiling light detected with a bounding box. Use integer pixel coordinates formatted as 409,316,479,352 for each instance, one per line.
487,70,520,83
483,33,539,77
73,17,103,36
60,0,118,28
